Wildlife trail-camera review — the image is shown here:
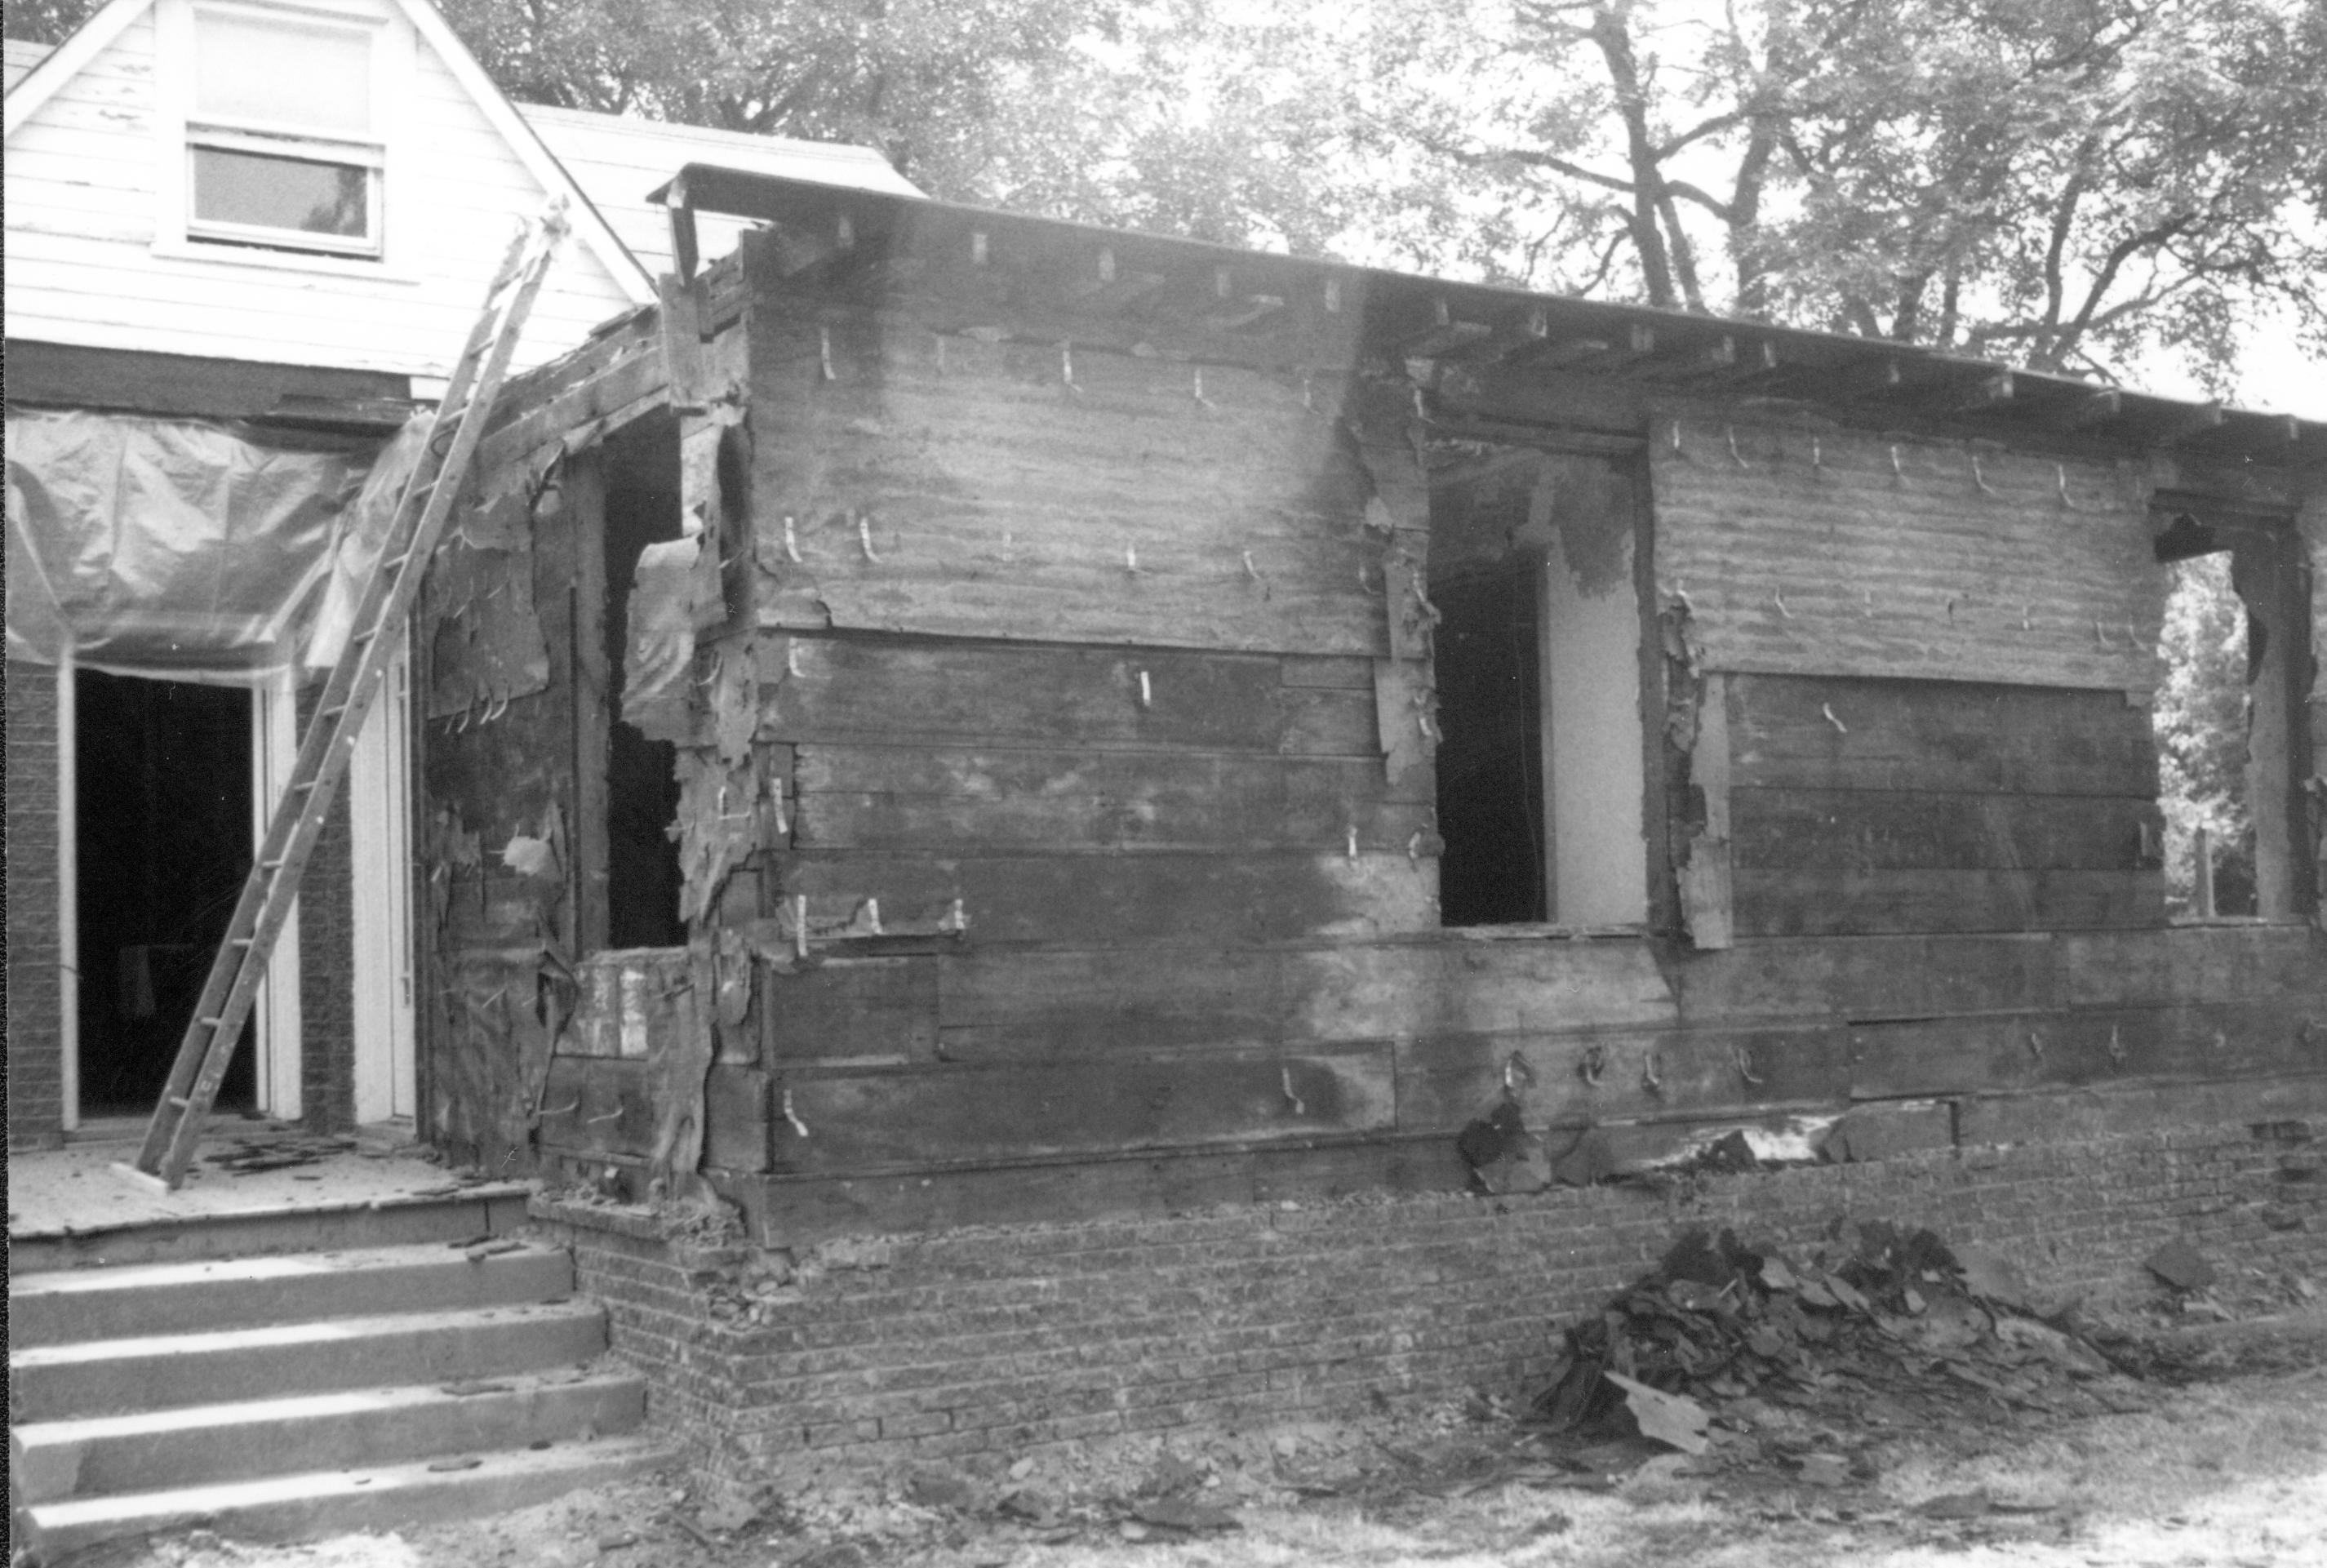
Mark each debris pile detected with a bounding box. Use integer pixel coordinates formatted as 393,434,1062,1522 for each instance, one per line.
1530,1221,2148,1477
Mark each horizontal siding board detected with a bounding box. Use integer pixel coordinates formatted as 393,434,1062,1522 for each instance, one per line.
935,947,1290,1057
1654,421,2163,691
792,745,1430,853
749,309,1388,655
1394,1024,1851,1132
1849,999,2325,1099
1672,934,2063,1022
1727,673,2157,797
1286,940,1678,1042
775,850,1438,948
2062,926,2327,1007
764,955,939,1064
1731,788,2156,872
1735,868,2161,936
768,1043,1397,1169
536,1056,656,1160
756,639,1376,755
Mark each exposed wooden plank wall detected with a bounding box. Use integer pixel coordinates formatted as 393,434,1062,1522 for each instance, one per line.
1722,673,2163,935
748,303,1403,655
1652,420,2165,693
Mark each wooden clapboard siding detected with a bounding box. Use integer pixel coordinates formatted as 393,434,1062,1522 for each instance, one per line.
773,850,1439,948
4,0,637,379
1282,940,1676,1042
791,745,1432,853
1732,789,2152,872
1736,868,2159,936
1848,999,2324,1099
1654,421,2163,691
765,955,939,1063
756,639,1378,756
2061,926,2327,1008
1672,934,2062,1022
1719,672,2164,935
1392,1025,1851,1131
537,1056,658,1159
933,947,1291,1059
748,306,1389,655
908,939,1675,1062
765,1043,1397,1170
1728,675,2157,797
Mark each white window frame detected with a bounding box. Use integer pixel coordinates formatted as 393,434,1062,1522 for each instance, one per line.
153,0,408,273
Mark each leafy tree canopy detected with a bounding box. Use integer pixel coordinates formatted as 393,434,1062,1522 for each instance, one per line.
9,0,2322,390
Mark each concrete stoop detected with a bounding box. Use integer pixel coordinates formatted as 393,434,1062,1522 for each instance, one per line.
10,1230,668,1560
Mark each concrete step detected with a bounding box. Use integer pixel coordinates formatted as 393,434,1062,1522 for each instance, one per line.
12,1367,647,1504
8,1187,532,1273
8,1241,574,1348
10,1299,610,1421
20,1433,673,1560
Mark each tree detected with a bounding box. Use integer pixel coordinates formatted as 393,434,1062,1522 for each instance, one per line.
2154,553,2256,914
1458,0,2327,389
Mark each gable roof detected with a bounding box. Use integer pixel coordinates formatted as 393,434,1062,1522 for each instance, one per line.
5,0,652,304
6,10,919,289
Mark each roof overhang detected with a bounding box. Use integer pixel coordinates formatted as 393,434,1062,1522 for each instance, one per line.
651,162,2325,473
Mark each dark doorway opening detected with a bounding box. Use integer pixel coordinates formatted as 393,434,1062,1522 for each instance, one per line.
76,672,257,1116
1429,451,1548,926
602,447,688,949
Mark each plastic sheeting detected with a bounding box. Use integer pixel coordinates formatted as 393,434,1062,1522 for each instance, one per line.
5,409,426,685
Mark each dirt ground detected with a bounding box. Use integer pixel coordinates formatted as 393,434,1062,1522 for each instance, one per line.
64,1317,2327,1568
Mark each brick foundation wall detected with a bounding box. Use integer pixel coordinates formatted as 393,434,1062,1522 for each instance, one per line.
296,682,357,1132
535,1086,2327,1483
7,651,65,1150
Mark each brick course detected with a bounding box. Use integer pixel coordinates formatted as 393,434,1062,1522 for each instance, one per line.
7,650,65,1149
535,1095,2327,1483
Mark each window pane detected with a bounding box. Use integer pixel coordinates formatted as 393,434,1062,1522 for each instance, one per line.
193,148,371,242
194,12,370,134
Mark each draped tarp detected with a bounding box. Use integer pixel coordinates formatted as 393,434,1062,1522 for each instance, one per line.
5,409,426,685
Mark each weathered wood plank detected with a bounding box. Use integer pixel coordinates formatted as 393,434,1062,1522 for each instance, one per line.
753,638,1377,755
748,309,1388,655
1672,934,2062,1022
729,1134,1475,1246
2061,926,2327,1007
774,850,1439,948
766,1043,1397,1170
1727,674,2158,797
1735,868,2161,936
1394,1024,1850,1132
1954,1070,2327,1148
536,1056,656,1161
792,746,1433,853
1285,940,1678,1042
704,1064,771,1173
935,948,1289,1058
765,954,939,1064
1654,421,2164,691
1732,788,2158,872
1850,1000,2326,1099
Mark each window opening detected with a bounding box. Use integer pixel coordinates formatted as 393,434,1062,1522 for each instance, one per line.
2152,508,2308,922
601,443,688,949
1428,442,1650,928
75,672,256,1115
185,7,382,257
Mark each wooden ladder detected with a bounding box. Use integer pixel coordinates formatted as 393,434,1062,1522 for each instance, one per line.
127,204,569,1189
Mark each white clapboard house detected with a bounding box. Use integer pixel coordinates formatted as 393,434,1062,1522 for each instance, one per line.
3,0,919,1149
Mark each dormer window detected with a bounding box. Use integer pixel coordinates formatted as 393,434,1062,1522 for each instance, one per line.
184,5,383,257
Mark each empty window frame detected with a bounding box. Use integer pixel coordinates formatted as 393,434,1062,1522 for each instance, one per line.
1428,442,1652,928
184,4,384,257
2152,503,2313,922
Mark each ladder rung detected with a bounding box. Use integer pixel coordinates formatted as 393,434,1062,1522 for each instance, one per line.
198,1016,222,1028
167,1096,192,1109
231,938,254,948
